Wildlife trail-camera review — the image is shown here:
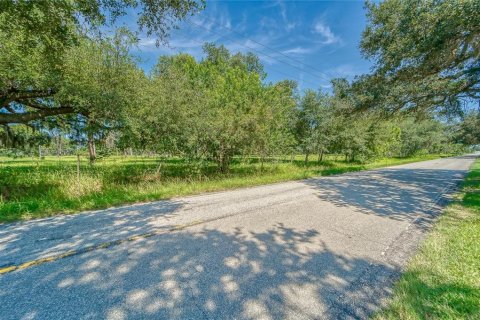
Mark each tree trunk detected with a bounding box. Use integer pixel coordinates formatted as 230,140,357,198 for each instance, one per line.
3,125,10,147
304,152,309,164
218,152,230,173
318,150,324,163
219,157,229,173
56,136,61,157
87,133,96,164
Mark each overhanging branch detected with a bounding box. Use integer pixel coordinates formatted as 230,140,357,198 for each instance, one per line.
0,106,74,125
0,88,55,108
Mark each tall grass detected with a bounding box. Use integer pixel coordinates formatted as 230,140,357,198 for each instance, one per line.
0,154,446,223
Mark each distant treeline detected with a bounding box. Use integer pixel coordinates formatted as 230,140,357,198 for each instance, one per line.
0,44,473,169
1,1,479,171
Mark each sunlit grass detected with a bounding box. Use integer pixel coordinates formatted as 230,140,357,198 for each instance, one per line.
374,159,480,319
0,154,447,223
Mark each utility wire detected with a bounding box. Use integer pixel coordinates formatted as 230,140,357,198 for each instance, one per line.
196,17,335,81
173,32,322,89
168,24,324,89
148,15,325,89
185,19,332,85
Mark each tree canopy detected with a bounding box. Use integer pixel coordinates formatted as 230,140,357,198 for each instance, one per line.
1,1,477,170
124,44,296,171
0,0,204,125
354,0,480,114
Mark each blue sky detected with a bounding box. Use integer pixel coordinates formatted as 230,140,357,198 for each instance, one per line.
131,0,371,91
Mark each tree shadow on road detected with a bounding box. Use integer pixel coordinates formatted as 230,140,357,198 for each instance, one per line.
0,223,399,319
0,200,185,266
303,167,467,227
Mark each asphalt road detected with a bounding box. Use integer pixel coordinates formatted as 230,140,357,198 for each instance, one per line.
0,155,476,319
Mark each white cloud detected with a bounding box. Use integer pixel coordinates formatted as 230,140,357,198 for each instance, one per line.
138,38,156,49
138,37,201,51
186,1,232,35
312,21,341,45
285,23,296,31
326,64,361,79
281,47,312,55
259,17,278,32
276,0,297,32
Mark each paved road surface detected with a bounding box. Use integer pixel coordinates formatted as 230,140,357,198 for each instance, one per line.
0,155,476,319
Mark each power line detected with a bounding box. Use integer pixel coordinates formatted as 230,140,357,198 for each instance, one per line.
171,31,323,89
185,19,332,85
196,17,335,81
186,18,331,83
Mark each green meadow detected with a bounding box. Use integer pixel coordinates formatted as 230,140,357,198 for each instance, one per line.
0,154,445,223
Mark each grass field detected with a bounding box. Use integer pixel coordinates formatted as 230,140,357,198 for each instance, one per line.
374,159,480,319
0,154,447,223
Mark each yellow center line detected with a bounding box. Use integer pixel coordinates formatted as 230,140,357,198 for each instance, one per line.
0,220,205,275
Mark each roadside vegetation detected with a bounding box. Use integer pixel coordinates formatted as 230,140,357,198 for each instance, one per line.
374,159,480,319
0,154,448,223
1,0,477,223
0,0,479,315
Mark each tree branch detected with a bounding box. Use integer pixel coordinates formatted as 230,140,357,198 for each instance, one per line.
0,88,55,108
17,99,53,110
2,105,16,113
0,106,74,125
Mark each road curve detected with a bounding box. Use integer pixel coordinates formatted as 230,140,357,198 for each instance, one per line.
0,155,477,319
